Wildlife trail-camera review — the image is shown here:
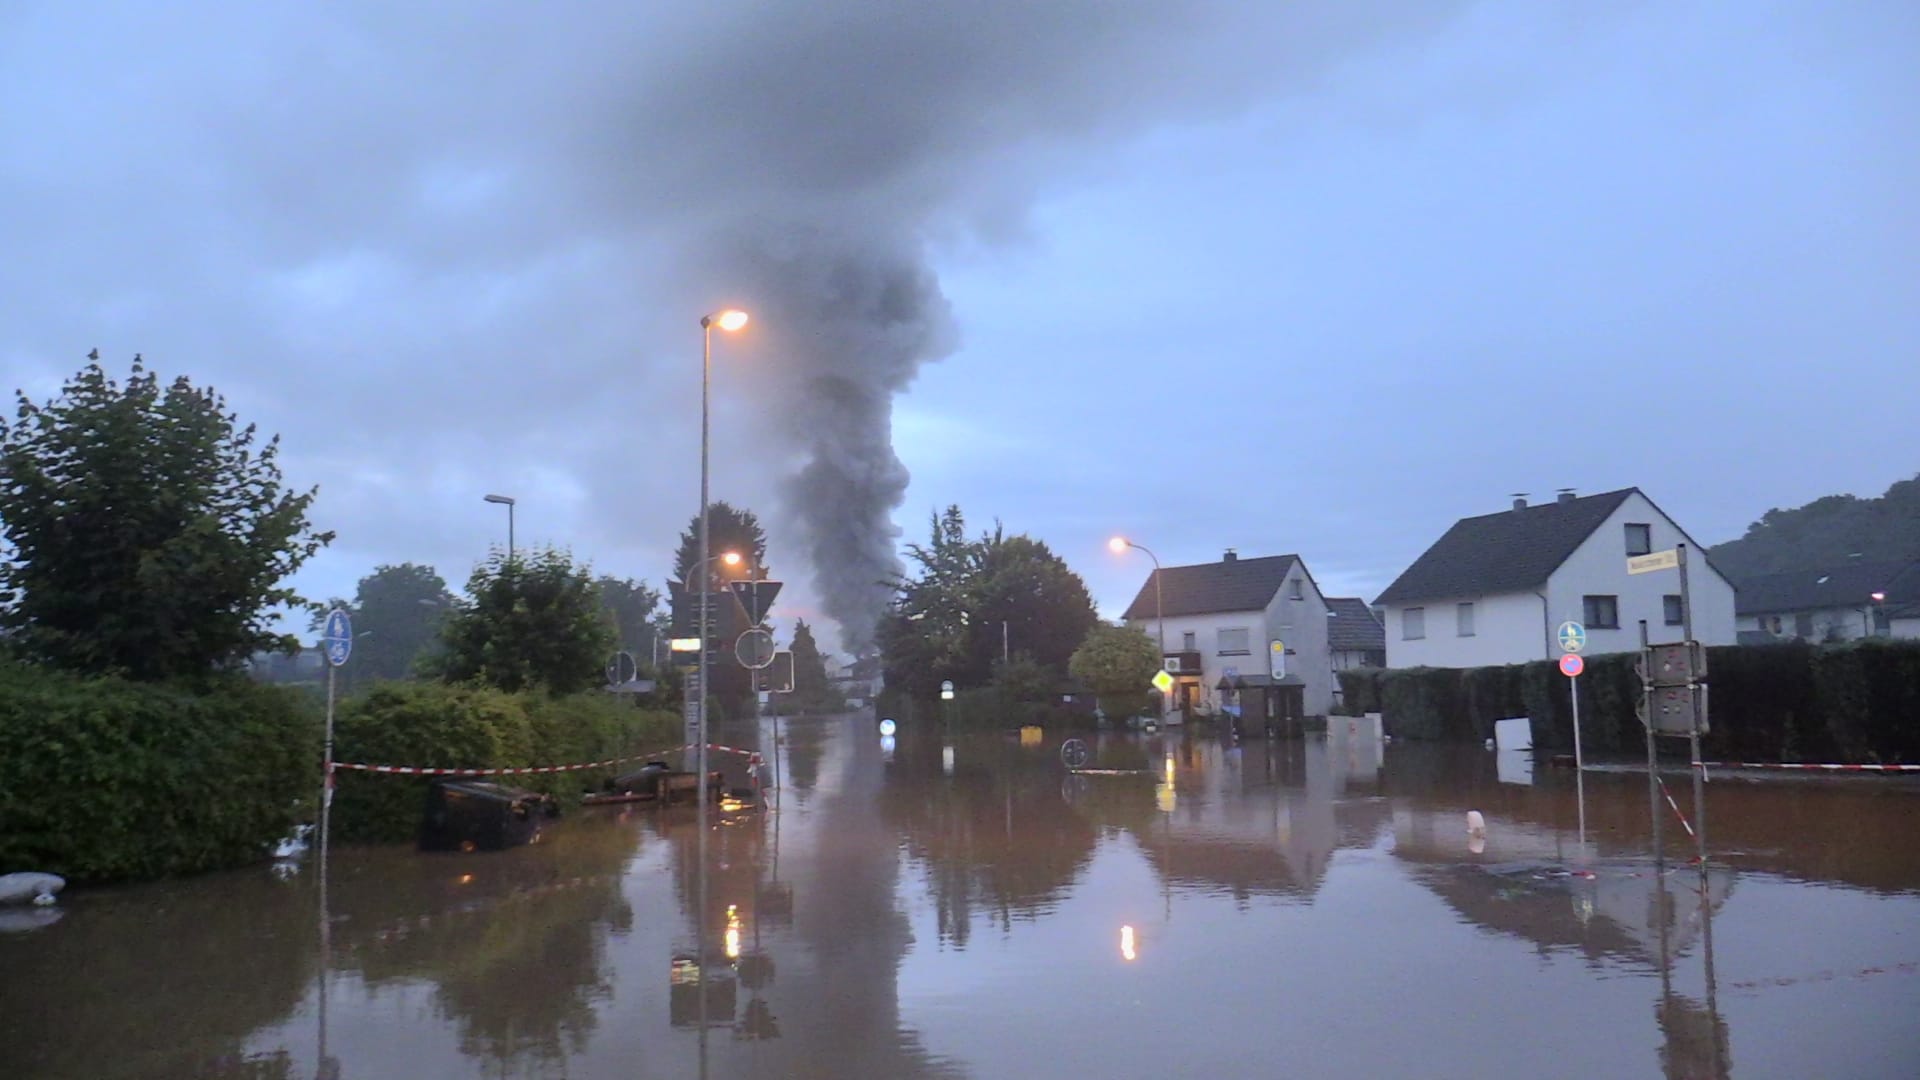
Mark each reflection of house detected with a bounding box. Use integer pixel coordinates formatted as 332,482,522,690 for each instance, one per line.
1325,598,1386,670
1732,559,1920,643
1120,550,1334,718
1375,489,1736,668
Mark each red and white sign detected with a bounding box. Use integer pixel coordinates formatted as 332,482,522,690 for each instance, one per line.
1559,653,1584,678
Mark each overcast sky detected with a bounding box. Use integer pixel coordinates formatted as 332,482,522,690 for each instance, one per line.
3,1,1915,656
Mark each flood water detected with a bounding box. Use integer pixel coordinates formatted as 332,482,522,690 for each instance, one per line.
3,716,1918,1079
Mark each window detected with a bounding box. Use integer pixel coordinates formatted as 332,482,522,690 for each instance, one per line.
1664,595,1683,626
1793,612,1814,639
1457,602,1476,636
1625,523,1652,557
1290,578,1304,600
1181,630,1196,651
1216,627,1250,655
1583,595,1620,629
1402,607,1426,640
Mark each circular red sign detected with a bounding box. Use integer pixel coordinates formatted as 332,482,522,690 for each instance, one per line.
1559,653,1584,678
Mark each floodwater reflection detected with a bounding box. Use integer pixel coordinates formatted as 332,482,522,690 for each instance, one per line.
3,716,1917,1078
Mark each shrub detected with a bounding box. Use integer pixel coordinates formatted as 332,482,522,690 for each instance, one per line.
329,682,679,843
0,662,319,883
1335,668,1383,715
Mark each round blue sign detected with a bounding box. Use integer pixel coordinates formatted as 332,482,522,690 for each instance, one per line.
323,608,353,667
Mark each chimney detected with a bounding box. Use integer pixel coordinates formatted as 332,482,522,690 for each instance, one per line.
1510,493,1529,511
1557,488,1577,504
1223,549,1238,562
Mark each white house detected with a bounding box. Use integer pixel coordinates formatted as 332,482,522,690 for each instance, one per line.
1373,488,1737,669
1121,550,1334,720
1733,559,1920,643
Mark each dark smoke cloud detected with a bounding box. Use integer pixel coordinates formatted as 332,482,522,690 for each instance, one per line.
635,1,1465,650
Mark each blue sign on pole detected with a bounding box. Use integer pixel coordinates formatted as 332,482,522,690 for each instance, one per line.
1557,621,1587,653
323,608,353,667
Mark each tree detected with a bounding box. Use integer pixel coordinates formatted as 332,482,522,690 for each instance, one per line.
1711,473,1920,579
788,618,841,712
312,563,454,686
878,506,1099,699
0,354,332,680
1069,623,1161,718
594,575,662,667
673,501,770,590
433,548,613,694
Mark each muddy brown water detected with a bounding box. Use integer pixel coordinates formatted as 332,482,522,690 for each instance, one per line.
3,717,1917,1078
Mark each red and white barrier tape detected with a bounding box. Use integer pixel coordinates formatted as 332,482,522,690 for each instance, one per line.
1699,761,1920,773
331,744,762,778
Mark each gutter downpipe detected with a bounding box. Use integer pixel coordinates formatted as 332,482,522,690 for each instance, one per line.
1535,589,1552,660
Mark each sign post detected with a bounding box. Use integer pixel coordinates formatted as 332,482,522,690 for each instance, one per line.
1557,621,1586,773
319,609,352,858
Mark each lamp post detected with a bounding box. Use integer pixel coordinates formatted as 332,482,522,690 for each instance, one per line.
697,309,749,809
483,493,515,562
1112,536,1167,719
1869,591,1887,639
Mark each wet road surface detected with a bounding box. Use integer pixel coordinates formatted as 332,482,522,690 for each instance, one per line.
3,716,1918,1078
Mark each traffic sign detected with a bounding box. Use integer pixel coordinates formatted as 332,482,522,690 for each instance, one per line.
1628,549,1680,575
1559,653,1584,678
1556,621,1587,653
729,579,783,625
1151,669,1174,694
734,628,776,670
323,608,353,667
940,679,955,701
1269,640,1286,680
605,650,637,686
763,650,795,694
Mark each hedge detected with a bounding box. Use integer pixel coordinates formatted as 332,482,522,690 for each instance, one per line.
1343,640,1920,764
328,682,681,842
0,662,320,883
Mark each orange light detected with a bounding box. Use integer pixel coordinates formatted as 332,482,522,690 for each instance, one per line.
721,551,742,566
714,309,749,332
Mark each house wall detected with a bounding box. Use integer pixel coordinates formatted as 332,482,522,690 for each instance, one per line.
1383,592,1543,669
1546,491,1736,656
1893,617,1920,640
1125,562,1335,715
1331,648,1383,671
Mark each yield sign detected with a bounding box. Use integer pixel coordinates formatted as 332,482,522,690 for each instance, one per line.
730,579,782,625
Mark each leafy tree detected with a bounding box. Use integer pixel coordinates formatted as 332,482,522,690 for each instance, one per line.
0,354,332,680
1711,472,1920,579
1069,623,1161,718
312,563,454,686
878,506,1098,699
594,575,662,666
673,501,769,590
786,618,842,712
433,548,613,694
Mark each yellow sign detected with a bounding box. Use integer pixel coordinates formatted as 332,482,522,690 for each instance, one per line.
1628,549,1680,575
1019,725,1043,747
1151,669,1174,694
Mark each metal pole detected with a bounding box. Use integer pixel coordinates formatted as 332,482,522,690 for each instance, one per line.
1571,671,1586,851
1642,618,1661,871
1679,544,1708,867
507,501,514,564
698,319,712,812
321,661,335,855
1003,620,1009,664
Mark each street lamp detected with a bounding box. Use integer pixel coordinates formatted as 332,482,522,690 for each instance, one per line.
1869,591,1887,638
1109,536,1165,657
697,309,750,808
483,494,516,562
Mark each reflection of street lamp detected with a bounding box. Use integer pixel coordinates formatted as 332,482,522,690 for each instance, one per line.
698,310,750,808
483,493,515,561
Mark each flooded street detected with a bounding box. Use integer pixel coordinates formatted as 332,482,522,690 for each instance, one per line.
4,717,1918,1079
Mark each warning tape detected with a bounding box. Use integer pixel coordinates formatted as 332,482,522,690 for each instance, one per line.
331,744,763,778
1655,776,1697,838
1698,761,1920,773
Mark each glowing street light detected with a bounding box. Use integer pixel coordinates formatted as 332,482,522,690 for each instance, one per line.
696,310,750,810
1111,537,1166,718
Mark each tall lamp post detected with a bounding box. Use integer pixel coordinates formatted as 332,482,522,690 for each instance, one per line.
1869,591,1887,639
483,493,516,562
697,309,750,807
1111,536,1166,717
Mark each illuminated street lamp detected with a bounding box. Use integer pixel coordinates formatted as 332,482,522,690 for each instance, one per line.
1869,591,1887,638
1109,536,1165,657
697,310,750,808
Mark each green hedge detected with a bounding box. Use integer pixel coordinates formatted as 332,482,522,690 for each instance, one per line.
1360,640,1920,764
0,662,319,883
329,682,680,843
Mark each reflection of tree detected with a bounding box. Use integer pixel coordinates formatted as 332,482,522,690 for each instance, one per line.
878,730,1098,947
783,717,827,794
0,867,316,1079
330,818,637,1070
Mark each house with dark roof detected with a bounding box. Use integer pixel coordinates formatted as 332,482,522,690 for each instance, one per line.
1120,550,1333,720
1325,598,1386,670
1372,488,1736,668
1733,559,1920,642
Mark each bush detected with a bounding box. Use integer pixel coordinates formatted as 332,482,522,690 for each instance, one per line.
329,682,679,843
1335,668,1383,715
0,662,319,883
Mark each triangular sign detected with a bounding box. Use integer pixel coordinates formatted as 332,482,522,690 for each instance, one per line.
729,579,782,625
